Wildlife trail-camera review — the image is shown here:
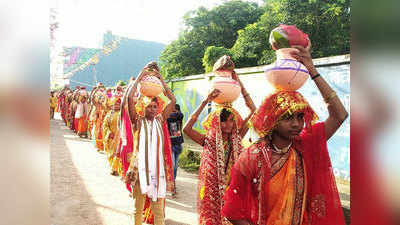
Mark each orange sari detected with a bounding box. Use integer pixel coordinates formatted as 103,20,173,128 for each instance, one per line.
95,108,105,151
265,148,308,225
222,123,346,225
77,114,88,135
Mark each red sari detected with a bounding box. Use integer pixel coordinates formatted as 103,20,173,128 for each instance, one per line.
198,107,243,225
120,107,134,190
121,92,139,183
60,93,67,124
74,118,79,133
70,101,77,131
222,122,346,225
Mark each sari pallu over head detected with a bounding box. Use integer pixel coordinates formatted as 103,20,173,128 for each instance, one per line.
222,91,345,225
198,104,244,225
249,91,318,138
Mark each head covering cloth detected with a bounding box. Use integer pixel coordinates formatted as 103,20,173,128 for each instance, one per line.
135,95,165,117
250,90,318,138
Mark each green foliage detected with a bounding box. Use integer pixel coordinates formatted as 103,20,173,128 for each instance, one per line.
178,146,201,172
202,46,232,73
159,0,263,79
230,21,271,67
161,0,350,78
231,0,350,67
116,80,127,86
160,34,204,79
274,0,350,58
51,83,64,92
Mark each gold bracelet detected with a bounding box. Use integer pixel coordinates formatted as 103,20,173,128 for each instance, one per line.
324,91,337,103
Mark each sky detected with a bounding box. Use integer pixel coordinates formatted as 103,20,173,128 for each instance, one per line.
53,0,263,48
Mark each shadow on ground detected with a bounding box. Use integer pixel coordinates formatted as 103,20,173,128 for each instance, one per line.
165,219,192,225
51,120,105,225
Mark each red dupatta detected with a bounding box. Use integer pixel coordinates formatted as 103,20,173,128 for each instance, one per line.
222,122,346,225
299,123,345,225
162,120,175,193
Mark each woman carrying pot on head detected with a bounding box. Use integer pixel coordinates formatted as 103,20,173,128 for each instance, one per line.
221,45,348,225
183,66,256,225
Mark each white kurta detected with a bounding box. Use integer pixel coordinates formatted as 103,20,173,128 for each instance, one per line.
138,118,166,201
74,103,87,119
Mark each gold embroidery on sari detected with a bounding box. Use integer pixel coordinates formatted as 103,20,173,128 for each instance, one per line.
292,149,305,225
270,150,291,178
311,194,326,218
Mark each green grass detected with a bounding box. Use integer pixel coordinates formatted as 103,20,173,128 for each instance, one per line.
178,146,200,172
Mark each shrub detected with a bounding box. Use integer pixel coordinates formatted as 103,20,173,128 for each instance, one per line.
178,146,201,172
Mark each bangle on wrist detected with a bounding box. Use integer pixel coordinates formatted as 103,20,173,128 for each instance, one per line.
311,73,321,80
324,91,337,103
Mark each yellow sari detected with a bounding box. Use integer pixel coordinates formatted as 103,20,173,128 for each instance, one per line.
102,110,122,173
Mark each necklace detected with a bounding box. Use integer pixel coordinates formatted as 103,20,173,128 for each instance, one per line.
271,142,292,154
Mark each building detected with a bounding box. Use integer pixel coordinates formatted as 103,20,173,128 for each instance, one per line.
62,31,165,90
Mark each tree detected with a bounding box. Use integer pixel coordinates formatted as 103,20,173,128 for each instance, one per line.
231,0,350,67
230,21,271,67
159,0,263,79
278,0,350,58
202,46,232,73
160,33,205,79
116,80,126,86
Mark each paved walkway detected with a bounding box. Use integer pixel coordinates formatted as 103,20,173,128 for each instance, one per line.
51,113,198,225
50,112,349,225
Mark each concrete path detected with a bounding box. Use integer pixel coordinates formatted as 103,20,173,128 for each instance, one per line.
50,112,349,225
